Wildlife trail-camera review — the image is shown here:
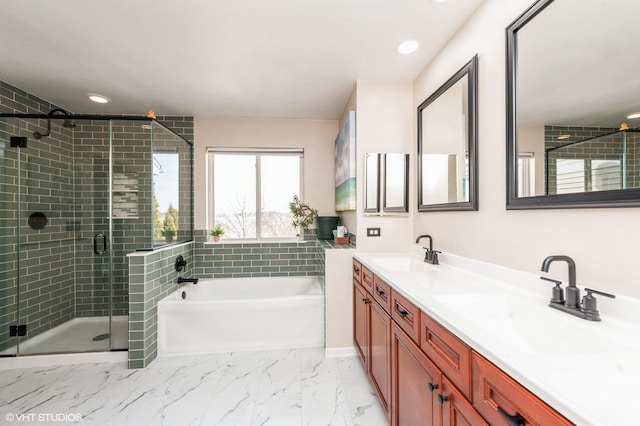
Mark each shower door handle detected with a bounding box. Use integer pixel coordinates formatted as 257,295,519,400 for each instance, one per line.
94,233,108,255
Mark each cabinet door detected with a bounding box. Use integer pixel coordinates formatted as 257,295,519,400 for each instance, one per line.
353,282,370,367
370,299,391,419
440,377,488,426
391,323,440,426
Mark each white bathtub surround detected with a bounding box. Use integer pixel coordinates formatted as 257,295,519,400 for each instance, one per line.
355,250,640,426
0,349,386,426
158,276,324,356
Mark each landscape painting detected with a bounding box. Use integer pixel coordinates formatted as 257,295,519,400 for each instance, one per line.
335,111,356,211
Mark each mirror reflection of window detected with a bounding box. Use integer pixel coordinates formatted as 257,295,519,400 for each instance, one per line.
517,153,535,197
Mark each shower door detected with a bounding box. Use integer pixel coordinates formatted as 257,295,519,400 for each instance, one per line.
0,116,125,356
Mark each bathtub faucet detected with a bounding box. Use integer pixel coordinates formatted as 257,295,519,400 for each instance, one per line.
177,277,199,285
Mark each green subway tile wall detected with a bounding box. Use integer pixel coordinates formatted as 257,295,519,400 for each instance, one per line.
193,230,321,278
128,243,193,369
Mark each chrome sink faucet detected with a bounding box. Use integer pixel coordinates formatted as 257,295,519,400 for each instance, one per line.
416,234,440,265
540,255,614,321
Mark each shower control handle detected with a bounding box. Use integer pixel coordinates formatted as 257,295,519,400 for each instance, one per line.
94,233,107,255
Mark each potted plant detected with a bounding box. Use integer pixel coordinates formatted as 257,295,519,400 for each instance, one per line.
210,225,225,242
161,226,177,243
289,195,318,235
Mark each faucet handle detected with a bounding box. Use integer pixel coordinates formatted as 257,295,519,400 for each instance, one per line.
584,288,615,299
431,250,441,265
540,276,564,304
581,288,615,321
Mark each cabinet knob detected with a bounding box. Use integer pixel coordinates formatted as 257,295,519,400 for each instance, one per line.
437,394,448,405
427,382,438,392
362,298,371,304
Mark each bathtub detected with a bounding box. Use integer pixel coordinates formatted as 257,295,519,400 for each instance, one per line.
157,276,324,356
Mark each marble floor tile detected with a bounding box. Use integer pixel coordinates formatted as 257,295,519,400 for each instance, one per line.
0,349,387,426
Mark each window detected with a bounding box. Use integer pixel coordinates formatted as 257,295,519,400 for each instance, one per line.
208,149,303,240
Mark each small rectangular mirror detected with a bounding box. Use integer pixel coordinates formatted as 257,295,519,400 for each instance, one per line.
364,153,380,213
383,153,409,213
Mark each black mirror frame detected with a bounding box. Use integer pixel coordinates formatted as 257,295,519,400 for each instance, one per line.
418,55,478,212
506,0,640,209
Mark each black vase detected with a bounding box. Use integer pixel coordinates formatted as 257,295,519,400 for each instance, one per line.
316,216,339,239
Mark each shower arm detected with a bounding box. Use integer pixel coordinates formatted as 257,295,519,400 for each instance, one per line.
33,108,74,139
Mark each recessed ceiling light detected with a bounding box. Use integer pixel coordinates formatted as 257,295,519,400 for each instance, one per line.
557,135,571,140
397,40,419,55
429,0,450,3
626,112,640,119
87,94,110,104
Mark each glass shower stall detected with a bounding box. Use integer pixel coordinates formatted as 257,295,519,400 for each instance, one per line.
0,114,192,356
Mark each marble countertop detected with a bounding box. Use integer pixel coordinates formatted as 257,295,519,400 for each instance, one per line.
354,249,640,426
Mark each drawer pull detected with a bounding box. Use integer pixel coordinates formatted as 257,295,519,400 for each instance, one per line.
437,394,448,405
376,288,387,298
396,308,409,318
362,298,371,304
354,267,360,273
497,406,525,426
427,382,438,392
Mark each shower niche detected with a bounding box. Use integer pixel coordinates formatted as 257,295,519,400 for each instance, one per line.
0,110,193,357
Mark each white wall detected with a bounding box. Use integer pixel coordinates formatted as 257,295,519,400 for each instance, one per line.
412,0,640,298
353,80,414,252
193,117,338,230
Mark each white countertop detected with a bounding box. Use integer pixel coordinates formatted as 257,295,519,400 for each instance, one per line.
354,249,640,426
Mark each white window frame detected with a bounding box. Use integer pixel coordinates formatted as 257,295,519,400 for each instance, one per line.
207,148,304,241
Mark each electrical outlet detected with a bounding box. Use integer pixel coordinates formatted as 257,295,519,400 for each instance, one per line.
366,227,381,237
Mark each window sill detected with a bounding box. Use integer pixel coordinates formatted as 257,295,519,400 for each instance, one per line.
203,239,308,246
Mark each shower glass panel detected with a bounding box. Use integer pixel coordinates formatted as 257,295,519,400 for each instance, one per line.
0,114,192,357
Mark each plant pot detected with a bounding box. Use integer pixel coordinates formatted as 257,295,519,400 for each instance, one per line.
165,235,174,243
316,216,339,239
213,235,221,242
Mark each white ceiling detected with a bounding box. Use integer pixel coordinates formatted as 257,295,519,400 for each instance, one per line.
0,0,483,120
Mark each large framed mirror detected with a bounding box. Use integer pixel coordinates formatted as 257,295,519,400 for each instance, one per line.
507,0,640,209
418,55,478,211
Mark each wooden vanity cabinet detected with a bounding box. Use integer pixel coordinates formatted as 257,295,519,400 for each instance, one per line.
391,322,441,426
472,352,573,426
354,257,573,426
369,294,392,419
353,280,370,366
353,260,391,420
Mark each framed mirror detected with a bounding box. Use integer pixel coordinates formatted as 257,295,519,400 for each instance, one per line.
364,153,380,213
507,0,640,209
418,55,478,211
383,153,409,213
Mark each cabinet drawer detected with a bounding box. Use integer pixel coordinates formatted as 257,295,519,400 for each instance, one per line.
373,275,391,314
353,259,362,283
391,291,420,344
420,312,472,401
362,266,374,293
472,352,573,426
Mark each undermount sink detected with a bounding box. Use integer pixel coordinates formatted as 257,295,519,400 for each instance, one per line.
433,293,625,356
370,256,438,273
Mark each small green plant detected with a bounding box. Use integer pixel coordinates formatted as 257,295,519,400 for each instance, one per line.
210,225,225,237
289,195,318,232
